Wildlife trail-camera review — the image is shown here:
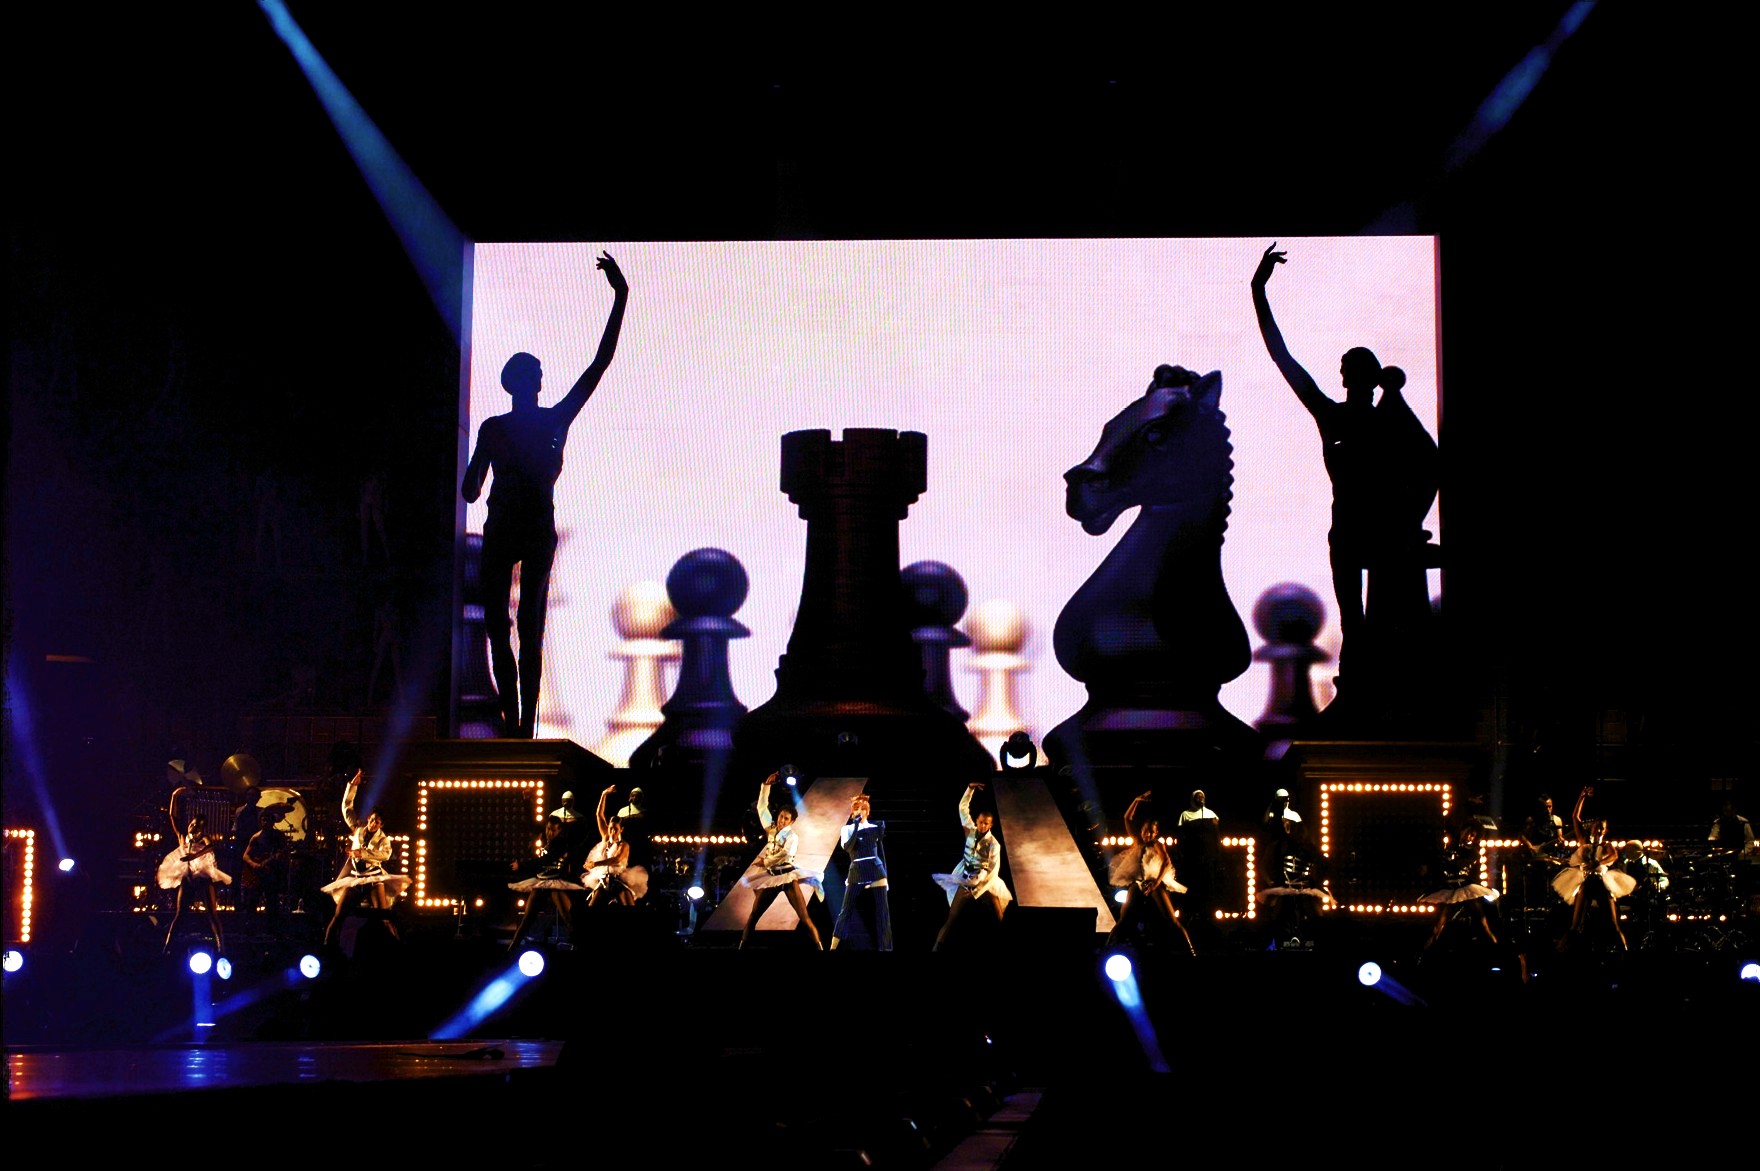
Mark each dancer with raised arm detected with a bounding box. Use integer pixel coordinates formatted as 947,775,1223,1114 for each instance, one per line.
581,785,647,909
1552,786,1635,952
462,252,629,738
933,782,1012,950
1107,792,1195,955
321,770,410,946
738,773,824,949
1251,243,1437,702
158,812,232,954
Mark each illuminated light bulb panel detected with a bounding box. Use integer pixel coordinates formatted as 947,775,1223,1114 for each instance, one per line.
5,828,36,943
1097,835,1257,919
1318,782,1453,914
1217,836,1257,920
131,831,167,911
414,779,545,909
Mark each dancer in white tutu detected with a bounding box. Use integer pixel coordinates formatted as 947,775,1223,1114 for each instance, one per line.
738,773,824,949
582,785,647,908
933,782,1012,951
507,814,586,950
1106,792,1194,954
1553,786,1634,951
322,770,410,945
159,813,232,954
1417,822,1499,950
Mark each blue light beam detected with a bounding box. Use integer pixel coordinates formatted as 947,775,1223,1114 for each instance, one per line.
257,0,466,345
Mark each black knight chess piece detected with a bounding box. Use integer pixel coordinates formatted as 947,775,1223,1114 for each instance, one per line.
1045,365,1260,773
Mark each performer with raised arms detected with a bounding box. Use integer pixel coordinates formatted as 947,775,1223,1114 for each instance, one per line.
738,773,824,949
933,782,1012,950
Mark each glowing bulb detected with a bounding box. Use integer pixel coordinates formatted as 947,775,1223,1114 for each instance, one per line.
1114,889,1129,905
1103,953,1133,982
3,949,23,973
518,950,546,978
299,954,321,979
1739,961,1760,983
189,951,214,975
216,957,233,981
1357,961,1382,987
58,857,76,873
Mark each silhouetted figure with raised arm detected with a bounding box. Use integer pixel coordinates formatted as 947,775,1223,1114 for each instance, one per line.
463,252,629,738
1251,243,1438,710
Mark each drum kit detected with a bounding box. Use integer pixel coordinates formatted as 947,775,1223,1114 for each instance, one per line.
151,753,350,920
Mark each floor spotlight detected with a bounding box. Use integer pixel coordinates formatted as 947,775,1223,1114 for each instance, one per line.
1103,953,1133,983
686,884,706,901
298,954,322,979
57,857,76,873
1113,888,1129,905
1357,961,1383,987
3,949,23,973
188,951,214,976
1740,961,1759,984
517,949,546,978
215,957,234,981
779,763,800,787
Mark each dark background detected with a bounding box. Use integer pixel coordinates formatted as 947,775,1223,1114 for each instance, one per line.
5,5,1747,875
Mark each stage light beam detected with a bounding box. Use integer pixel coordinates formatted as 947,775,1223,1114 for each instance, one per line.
256,0,466,345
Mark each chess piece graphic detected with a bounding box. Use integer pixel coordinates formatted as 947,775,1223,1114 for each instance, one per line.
1250,583,1330,735
904,559,971,721
630,548,751,776
965,598,1032,768
730,430,991,822
1045,365,1258,772
592,581,679,767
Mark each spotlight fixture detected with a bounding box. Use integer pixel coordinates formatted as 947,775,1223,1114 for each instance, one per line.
779,763,800,787
1103,953,1133,982
215,957,233,981
3,949,23,973
686,884,706,901
299,954,322,979
57,857,76,873
1114,889,1129,905
1740,961,1759,984
517,949,545,978
999,732,1037,771
188,951,214,976
1357,961,1383,987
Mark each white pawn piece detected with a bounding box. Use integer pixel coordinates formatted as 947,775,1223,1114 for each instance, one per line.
592,582,681,767
965,598,1031,769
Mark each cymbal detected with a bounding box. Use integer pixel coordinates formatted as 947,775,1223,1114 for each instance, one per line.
221,753,262,792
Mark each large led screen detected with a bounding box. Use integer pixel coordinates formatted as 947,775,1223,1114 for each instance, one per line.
460,238,1440,747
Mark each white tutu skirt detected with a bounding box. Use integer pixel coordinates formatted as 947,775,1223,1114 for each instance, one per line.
157,848,233,890
1257,886,1332,905
1109,849,1185,895
1552,865,1637,904
321,870,412,898
931,873,1015,909
509,875,587,893
1418,884,1500,905
740,863,824,896
583,864,648,900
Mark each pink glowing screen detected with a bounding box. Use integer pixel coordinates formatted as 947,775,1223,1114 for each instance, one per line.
460,238,1440,748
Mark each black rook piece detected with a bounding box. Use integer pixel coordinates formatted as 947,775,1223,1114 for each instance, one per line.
729,430,990,820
